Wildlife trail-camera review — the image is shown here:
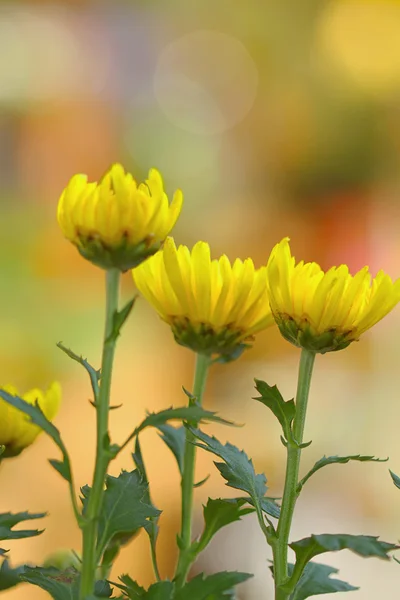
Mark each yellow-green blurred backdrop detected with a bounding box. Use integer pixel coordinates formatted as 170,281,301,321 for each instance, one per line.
1,0,400,598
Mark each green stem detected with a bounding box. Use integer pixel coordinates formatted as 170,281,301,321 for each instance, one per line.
174,352,211,589
79,269,121,599
274,349,316,600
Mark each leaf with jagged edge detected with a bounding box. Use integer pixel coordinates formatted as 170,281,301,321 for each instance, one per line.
20,567,80,600
195,498,255,553
113,575,173,599
288,533,397,590
157,425,186,475
96,469,160,560
253,379,295,442
281,561,358,599
117,406,234,456
0,560,28,591
0,391,73,486
297,455,387,493
132,438,160,575
0,512,46,542
190,428,267,499
174,571,252,600
136,406,233,436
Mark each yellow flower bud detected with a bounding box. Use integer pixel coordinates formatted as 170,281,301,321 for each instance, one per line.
133,237,275,357
0,382,61,457
266,237,400,353
57,164,183,271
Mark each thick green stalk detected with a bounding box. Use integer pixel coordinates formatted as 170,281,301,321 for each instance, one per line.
274,349,316,600
174,352,211,589
79,268,121,599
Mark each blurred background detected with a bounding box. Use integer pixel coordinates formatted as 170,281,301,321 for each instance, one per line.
1,0,400,597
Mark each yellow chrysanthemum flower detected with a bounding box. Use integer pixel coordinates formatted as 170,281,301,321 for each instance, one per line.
0,382,61,457
133,237,275,356
57,164,183,271
266,237,400,353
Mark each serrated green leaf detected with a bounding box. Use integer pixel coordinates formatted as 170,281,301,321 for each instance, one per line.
254,379,295,441
132,439,160,577
110,298,136,342
118,406,234,456
21,566,80,600
96,470,160,560
196,499,255,552
49,459,71,482
94,579,113,597
175,571,252,600
191,429,267,499
0,391,73,485
114,574,145,597
57,342,100,400
390,469,400,490
298,455,387,493
114,576,173,599
0,560,26,591
289,561,358,599
137,406,233,435
243,496,281,520
0,511,45,541
290,534,397,577
157,425,186,475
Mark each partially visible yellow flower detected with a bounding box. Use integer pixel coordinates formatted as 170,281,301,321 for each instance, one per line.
0,382,61,457
266,237,400,353
57,164,183,271
132,237,275,356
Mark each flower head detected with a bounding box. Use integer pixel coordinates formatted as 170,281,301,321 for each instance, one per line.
57,164,183,271
132,237,275,357
266,237,400,353
0,382,61,457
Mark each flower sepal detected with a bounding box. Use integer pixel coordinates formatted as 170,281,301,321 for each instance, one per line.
171,316,252,358
277,314,353,354
77,235,161,272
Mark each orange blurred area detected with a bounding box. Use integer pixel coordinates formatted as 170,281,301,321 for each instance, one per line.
1,0,400,598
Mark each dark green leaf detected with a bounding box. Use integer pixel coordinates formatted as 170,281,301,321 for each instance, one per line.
291,534,397,572
110,298,137,341
196,499,254,552
191,429,267,499
0,391,73,485
244,496,280,520
94,579,113,597
132,439,160,576
290,561,358,599
118,406,234,456
157,425,186,475
96,470,160,559
390,470,400,490
114,576,173,599
174,571,252,600
57,342,100,400
0,560,27,591
21,566,80,600
114,574,145,597
136,406,233,436
298,455,387,493
0,511,45,541
254,379,295,441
